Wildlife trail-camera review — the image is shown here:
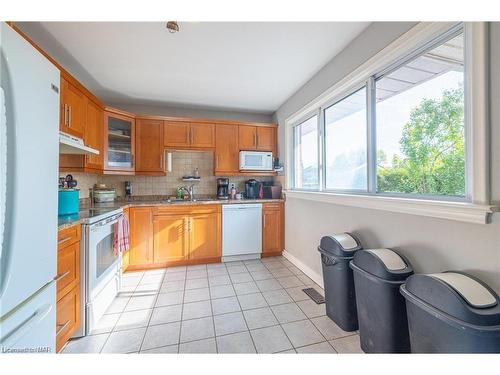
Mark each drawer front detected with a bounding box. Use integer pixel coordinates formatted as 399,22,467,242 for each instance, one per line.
263,202,282,211
57,240,80,301
153,204,221,216
58,224,81,249
56,285,80,352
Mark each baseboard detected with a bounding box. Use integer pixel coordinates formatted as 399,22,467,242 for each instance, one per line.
282,249,324,289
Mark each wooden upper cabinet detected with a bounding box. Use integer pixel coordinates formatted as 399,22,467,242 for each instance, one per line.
136,119,165,175
188,212,221,261
215,124,239,174
60,76,86,139
256,126,276,153
164,121,215,149
84,99,104,170
164,121,190,148
103,110,135,173
129,207,153,266
153,214,187,263
238,125,257,150
190,123,215,148
262,203,284,256
239,125,277,153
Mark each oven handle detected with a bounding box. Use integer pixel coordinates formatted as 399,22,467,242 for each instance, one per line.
92,213,123,228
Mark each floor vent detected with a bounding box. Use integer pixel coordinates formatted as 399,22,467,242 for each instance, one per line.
302,288,325,304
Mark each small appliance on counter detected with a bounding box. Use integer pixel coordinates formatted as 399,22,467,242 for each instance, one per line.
262,181,283,199
245,179,262,199
58,174,80,216
90,184,116,203
58,188,80,216
124,181,132,198
217,178,229,200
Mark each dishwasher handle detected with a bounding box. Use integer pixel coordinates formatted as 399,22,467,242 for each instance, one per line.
223,204,262,210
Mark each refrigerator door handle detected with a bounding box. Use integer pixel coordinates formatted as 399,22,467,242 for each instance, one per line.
0,49,16,301
0,303,52,348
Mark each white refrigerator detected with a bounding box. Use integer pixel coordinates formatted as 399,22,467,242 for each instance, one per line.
0,23,60,353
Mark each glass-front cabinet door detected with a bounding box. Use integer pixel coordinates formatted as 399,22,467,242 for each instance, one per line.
104,109,135,172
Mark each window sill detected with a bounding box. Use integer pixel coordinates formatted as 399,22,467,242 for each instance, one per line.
284,190,499,224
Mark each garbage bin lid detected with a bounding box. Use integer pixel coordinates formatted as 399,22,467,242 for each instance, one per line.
350,248,413,281
366,249,407,271
331,233,358,250
429,272,497,309
401,271,500,326
318,233,362,258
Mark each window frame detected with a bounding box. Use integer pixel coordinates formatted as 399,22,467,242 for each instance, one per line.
373,23,468,201
292,23,468,199
321,83,369,194
291,110,321,191
284,22,494,224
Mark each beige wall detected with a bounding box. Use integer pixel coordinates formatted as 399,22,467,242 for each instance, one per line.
62,150,271,199
285,197,500,293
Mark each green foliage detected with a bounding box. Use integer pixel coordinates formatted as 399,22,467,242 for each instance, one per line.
377,88,465,196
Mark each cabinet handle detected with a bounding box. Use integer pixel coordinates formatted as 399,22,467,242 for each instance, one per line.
256,134,259,147
253,133,256,147
58,236,72,246
63,104,68,126
56,320,71,336
68,105,72,127
54,270,70,282
190,129,193,144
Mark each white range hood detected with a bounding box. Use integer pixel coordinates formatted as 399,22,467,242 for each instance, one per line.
59,131,99,155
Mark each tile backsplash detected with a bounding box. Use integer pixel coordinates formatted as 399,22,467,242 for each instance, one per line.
61,150,272,199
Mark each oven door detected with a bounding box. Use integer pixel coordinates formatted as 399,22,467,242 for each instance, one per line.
87,214,122,302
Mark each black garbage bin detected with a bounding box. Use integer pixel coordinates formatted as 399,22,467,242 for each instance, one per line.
318,233,362,332
350,248,413,353
400,271,500,353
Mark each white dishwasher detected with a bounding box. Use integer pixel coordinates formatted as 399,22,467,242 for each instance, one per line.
222,204,262,262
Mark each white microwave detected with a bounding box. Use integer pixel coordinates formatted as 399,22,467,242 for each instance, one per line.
239,151,273,171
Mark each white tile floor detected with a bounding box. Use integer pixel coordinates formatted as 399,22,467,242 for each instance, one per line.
62,256,362,354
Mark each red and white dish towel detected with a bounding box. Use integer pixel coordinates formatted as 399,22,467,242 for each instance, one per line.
113,214,130,255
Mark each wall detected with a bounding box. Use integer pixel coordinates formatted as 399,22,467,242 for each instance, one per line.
273,22,500,293
63,151,270,199
108,102,274,124
15,22,274,125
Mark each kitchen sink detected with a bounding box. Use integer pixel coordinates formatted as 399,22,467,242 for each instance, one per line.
164,198,216,204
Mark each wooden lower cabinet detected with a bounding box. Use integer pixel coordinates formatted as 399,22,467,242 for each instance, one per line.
129,207,154,267
188,211,221,262
153,213,188,263
127,205,221,270
56,224,81,353
262,202,284,257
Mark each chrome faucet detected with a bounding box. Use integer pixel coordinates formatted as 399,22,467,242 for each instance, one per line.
180,185,195,201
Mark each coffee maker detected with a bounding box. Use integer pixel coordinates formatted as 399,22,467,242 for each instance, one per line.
217,178,229,200
245,179,262,199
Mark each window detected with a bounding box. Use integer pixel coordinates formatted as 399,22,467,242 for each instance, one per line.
376,32,465,197
324,87,367,191
290,24,468,201
293,115,319,190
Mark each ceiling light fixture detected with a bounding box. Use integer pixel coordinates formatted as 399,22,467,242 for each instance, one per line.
166,21,180,34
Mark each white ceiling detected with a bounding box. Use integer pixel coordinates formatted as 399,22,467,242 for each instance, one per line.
33,22,370,113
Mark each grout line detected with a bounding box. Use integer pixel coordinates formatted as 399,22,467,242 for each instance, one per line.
97,270,145,353
206,265,218,354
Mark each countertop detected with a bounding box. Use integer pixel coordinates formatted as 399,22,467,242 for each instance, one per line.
58,197,285,230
